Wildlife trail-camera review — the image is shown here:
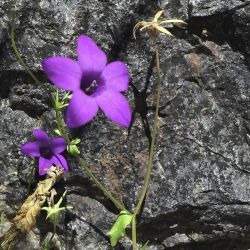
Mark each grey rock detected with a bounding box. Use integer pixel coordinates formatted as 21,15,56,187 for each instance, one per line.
233,5,250,68
9,84,50,117
159,0,189,19
61,195,116,250
0,0,250,249
0,99,41,248
189,0,248,17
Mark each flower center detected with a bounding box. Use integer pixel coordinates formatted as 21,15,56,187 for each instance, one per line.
40,146,53,159
85,80,98,95
81,75,99,96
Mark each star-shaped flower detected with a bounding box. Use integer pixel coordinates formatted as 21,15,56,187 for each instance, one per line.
21,129,68,175
42,35,131,128
42,190,72,225
133,10,186,38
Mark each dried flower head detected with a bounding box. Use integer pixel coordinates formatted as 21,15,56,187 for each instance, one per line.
133,10,186,38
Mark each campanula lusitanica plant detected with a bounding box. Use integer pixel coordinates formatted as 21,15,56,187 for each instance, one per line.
1,9,186,250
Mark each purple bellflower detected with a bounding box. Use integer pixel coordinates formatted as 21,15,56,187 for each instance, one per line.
21,129,68,176
42,35,131,128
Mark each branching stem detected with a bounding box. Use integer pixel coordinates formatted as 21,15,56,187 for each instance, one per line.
11,10,129,214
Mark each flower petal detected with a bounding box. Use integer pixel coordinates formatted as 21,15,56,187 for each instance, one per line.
51,154,68,172
160,19,187,25
20,142,40,157
156,26,173,36
77,35,107,74
42,57,81,91
153,10,164,22
100,62,129,92
96,90,131,127
33,129,50,146
66,89,98,128
39,157,52,175
51,138,67,154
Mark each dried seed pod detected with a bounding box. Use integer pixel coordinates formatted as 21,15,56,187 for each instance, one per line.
0,166,63,249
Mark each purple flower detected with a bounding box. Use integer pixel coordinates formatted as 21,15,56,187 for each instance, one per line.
21,129,68,176
42,35,131,128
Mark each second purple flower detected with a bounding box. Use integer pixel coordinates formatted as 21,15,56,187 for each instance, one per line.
21,129,68,176
42,35,131,128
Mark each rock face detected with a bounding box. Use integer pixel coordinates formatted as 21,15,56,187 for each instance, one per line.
1,0,250,249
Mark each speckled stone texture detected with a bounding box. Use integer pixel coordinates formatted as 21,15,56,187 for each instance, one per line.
0,0,250,249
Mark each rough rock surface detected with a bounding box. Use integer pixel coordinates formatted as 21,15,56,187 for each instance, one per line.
1,0,250,249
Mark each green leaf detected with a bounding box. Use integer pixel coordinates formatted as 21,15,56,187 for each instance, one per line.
141,241,149,250
109,211,132,247
67,138,81,156
54,129,61,136
67,144,80,156
71,138,80,145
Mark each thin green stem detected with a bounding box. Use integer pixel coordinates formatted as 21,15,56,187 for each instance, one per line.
11,10,128,214
55,109,71,145
76,155,129,212
134,37,161,216
43,223,56,249
11,11,53,101
11,11,38,85
54,108,128,212
49,223,56,243
132,216,137,250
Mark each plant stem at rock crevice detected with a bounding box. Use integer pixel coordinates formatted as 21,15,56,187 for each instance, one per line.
11,10,128,215
132,36,161,250
132,215,137,250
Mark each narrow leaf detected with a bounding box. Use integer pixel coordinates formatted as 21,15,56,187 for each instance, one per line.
67,145,80,156
141,241,149,250
71,138,80,145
